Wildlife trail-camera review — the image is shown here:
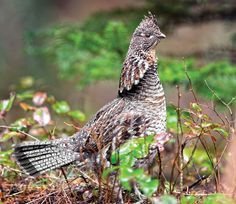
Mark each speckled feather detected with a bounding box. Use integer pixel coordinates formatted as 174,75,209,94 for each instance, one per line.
13,13,171,176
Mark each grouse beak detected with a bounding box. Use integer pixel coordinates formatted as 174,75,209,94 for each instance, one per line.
158,32,166,39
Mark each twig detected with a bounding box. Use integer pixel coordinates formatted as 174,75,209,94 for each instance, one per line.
60,167,74,198
172,137,200,189
77,169,99,186
18,130,40,141
157,147,162,181
169,151,179,193
176,85,184,193
0,125,39,141
183,175,209,192
182,138,200,170
184,66,198,103
26,191,58,204
199,136,219,192
205,80,234,127
4,191,25,198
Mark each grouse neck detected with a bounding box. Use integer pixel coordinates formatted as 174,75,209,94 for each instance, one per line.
118,52,164,101
119,50,156,93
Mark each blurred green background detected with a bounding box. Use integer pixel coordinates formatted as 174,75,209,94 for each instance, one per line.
0,0,235,119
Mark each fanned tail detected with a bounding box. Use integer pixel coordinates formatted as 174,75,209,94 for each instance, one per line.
13,139,79,176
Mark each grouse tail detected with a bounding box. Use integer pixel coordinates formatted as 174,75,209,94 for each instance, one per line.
13,139,79,176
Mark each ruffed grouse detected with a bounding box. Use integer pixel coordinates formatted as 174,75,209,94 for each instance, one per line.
14,13,170,176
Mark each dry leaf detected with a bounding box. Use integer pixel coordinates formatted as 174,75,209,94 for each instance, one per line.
33,92,47,106
33,107,51,126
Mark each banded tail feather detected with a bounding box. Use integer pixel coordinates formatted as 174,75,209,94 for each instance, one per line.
13,140,79,176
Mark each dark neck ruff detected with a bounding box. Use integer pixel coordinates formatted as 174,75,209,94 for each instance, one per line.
118,63,164,100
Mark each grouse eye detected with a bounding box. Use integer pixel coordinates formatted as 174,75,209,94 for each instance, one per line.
146,33,154,38
135,32,145,37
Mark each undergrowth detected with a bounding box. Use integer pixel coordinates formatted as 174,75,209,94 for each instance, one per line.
0,71,235,203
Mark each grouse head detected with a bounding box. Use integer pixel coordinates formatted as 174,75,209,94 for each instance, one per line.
129,12,166,53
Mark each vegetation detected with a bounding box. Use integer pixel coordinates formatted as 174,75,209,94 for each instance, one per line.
0,70,235,203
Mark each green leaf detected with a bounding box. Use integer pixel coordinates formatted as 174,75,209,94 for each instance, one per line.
68,110,86,121
10,118,34,132
17,91,34,101
111,135,154,165
120,167,133,181
0,149,14,166
52,101,70,114
0,94,15,117
139,178,159,197
0,131,22,142
0,132,19,142
102,166,119,179
132,168,143,177
201,122,213,128
6,94,15,111
119,167,133,191
213,127,229,137
0,149,13,157
121,180,131,191
191,103,202,112
110,135,158,197
181,195,197,204
0,100,9,114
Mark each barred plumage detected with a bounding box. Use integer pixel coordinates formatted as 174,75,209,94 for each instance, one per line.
14,138,80,176
13,13,170,176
